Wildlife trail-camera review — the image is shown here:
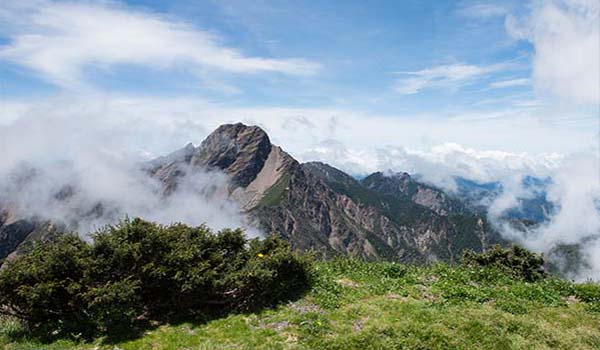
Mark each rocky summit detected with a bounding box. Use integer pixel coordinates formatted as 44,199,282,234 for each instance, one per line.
0,123,506,264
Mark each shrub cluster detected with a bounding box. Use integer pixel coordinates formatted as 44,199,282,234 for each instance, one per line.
461,244,546,282
574,282,600,312
0,218,312,339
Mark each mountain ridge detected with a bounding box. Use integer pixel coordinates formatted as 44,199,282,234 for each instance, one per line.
147,123,505,262
0,123,506,264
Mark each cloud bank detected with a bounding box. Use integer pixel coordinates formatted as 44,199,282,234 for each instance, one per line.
506,0,600,104
0,97,258,237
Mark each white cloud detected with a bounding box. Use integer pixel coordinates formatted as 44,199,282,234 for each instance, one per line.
489,78,530,88
394,63,503,94
0,0,320,88
506,0,600,104
0,94,595,158
457,3,507,19
303,136,600,280
0,101,29,126
0,95,259,236
304,140,562,185
531,154,600,250
493,153,600,281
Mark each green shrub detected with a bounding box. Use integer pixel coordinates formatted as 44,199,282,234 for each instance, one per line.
0,234,95,337
226,235,314,311
382,262,407,279
461,245,546,282
574,283,600,312
0,218,313,339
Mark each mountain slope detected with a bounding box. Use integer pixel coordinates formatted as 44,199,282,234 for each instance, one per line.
1,123,505,264
0,209,36,261
302,163,505,262
149,123,504,262
0,210,62,264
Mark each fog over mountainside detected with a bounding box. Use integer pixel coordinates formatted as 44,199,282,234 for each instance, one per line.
0,0,598,284
301,135,600,280
0,107,259,261
0,108,598,279
1,119,508,265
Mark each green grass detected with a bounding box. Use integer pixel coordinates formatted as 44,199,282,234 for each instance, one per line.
258,174,291,207
2,259,599,350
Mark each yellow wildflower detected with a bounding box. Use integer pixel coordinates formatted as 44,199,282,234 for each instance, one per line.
257,253,264,258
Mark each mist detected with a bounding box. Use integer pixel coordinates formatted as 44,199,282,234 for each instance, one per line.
302,139,600,281
490,154,600,281
0,96,259,238
397,149,599,281
378,148,600,281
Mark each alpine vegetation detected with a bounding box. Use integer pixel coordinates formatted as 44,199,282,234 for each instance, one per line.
0,219,312,339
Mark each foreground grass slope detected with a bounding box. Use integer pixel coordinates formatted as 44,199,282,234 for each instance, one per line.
2,259,599,350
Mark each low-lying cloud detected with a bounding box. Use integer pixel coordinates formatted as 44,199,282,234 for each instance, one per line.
1,95,597,279
307,142,600,281
0,97,258,237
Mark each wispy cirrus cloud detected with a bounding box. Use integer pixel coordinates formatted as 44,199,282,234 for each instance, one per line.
456,3,507,19
393,63,504,94
0,0,320,89
489,78,530,88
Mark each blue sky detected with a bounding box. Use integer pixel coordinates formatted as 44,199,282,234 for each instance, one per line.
0,0,597,159
1,0,534,111
119,0,530,107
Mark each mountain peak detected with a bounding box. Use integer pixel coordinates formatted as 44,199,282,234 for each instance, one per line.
191,123,273,188
211,123,268,140
146,142,196,171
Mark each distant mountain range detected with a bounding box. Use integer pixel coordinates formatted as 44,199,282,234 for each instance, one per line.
2,123,549,264
453,176,555,224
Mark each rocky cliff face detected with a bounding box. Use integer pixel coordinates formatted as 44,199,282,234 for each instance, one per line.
190,124,274,189
300,162,504,262
0,123,505,264
147,123,299,211
0,207,35,260
361,172,469,217
0,206,62,263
